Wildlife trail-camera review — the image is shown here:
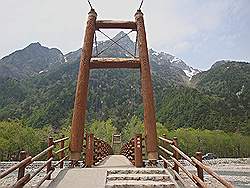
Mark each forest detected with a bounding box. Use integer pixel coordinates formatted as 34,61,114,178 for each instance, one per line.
0,118,249,161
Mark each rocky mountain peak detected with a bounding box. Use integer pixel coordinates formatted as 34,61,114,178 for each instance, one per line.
0,43,64,79
149,49,200,79
26,42,42,48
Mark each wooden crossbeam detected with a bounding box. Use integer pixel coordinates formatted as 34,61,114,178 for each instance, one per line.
90,58,140,69
95,20,137,30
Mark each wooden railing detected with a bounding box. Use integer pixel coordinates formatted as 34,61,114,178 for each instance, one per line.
120,134,144,167
84,133,113,167
0,135,69,188
158,134,234,188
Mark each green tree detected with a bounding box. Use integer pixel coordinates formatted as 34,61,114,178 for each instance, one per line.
122,116,144,142
89,119,117,144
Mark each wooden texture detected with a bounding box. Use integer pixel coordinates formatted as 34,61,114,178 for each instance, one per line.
135,10,158,161
95,20,136,30
70,9,97,160
90,58,140,69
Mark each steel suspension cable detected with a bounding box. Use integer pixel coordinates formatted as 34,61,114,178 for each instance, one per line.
97,29,136,58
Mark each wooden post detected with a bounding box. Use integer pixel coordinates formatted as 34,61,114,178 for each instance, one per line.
85,133,94,167
195,151,204,185
70,9,97,161
60,135,65,168
163,134,168,168
173,137,179,179
135,9,158,163
47,137,53,180
134,134,143,167
17,151,26,183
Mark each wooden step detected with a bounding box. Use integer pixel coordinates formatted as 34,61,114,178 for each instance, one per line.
107,173,171,182
105,180,176,188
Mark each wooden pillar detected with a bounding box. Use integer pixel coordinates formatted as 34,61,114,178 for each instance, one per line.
85,133,94,167
195,151,204,185
163,134,168,168
173,137,179,180
70,9,97,160
60,135,65,168
135,10,158,162
17,151,26,181
134,134,143,167
47,137,53,180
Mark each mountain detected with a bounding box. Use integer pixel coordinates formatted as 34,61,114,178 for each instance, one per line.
192,60,250,97
0,32,249,134
0,42,64,79
62,31,200,82
192,60,250,117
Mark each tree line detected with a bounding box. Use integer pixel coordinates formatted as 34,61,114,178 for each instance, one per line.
1,117,249,161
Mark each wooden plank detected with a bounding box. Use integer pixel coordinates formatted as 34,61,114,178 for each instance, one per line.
95,20,136,30
90,58,140,69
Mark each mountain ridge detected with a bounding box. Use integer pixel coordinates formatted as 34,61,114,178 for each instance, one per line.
0,32,200,82
0,32,249,134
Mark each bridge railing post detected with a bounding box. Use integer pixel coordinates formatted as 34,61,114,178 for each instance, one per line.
86,133,94,167
173,137,179,179
195,151,204,186
134,134,143,167
60,135,65,168
162,134,168,168
17,151,27,183
47,137,53,180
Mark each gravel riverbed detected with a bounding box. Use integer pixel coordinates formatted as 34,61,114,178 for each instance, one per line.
179,158,250,187
0,158,249,187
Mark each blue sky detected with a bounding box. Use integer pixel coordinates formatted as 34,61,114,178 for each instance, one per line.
0,0,249,70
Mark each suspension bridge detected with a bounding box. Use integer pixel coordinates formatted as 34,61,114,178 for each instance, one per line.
0,3,234,188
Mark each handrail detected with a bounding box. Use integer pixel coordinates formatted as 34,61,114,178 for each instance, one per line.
120,134,143,167
159,136,174,144
84,133,113,167
158,146,173,156
34,169,54,188
53,137,69,144
0,156,32,179
169,144,195,166
54,146,69,155
13,174,30,188
29,157,54,181
159,155,173,168
53,155,69,168
191,157,234,188
0,135,70,188
158,135,234,188
170,156,207,188
31,145,55,162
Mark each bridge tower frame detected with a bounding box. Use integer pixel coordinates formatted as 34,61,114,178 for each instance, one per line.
69,8,158,163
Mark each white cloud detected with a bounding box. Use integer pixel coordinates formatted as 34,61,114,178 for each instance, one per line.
0,0,249,69
173,41,192,54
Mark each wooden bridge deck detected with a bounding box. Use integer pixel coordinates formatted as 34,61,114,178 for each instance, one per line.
46,155,179,188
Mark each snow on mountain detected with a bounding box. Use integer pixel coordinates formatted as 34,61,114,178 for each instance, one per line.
183,68,201,80
149,49,200,79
